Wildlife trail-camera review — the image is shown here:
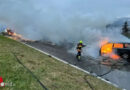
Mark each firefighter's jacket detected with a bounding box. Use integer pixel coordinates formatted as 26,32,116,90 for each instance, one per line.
76,43,85,52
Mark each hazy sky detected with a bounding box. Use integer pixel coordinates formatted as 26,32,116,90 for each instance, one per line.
31,0,130,18
0,0,130,41
0,0,130,25
0,0,130,57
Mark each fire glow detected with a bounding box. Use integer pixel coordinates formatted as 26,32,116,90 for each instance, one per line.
4,28,35,42
100,40,121,60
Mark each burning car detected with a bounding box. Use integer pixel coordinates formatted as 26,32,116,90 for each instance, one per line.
100,42,130,62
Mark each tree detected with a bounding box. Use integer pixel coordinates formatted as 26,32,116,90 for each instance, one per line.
122,21,129,33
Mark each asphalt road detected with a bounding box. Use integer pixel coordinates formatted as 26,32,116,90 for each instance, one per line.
25,41,130,90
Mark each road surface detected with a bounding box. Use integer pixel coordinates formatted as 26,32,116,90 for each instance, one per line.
25,41,130,90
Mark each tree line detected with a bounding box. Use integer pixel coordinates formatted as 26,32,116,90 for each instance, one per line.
122,21,130,33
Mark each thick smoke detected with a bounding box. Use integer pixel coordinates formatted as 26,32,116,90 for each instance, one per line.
0,0,130,57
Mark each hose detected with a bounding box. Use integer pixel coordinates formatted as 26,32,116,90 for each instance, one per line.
12,52,48,90
84,74,94,90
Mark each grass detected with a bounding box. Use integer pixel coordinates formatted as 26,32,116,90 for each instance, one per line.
0,35,120,90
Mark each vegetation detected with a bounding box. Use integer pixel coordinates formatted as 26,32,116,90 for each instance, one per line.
121,21,130,38
122,21,129,33
0,35,120,90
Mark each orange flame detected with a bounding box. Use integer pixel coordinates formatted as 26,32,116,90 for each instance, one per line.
110,53,120,60
100,43,113,55
5,28,35,42
100,40,121,60
7,32,22,40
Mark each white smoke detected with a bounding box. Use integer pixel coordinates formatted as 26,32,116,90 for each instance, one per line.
0,0,130,57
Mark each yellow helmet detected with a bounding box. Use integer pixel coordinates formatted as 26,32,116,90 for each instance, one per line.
79,40,83,43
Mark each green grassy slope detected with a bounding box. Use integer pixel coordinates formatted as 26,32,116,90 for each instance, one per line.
0,36,120,90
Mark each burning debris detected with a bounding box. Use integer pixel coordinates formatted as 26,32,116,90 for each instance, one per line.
2,28,22,40
1,28,35,42
5,28,14,36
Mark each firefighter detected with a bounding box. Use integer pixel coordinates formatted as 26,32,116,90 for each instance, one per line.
76,40,85,60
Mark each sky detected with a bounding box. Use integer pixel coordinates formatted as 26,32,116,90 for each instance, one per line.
0,0,130,32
